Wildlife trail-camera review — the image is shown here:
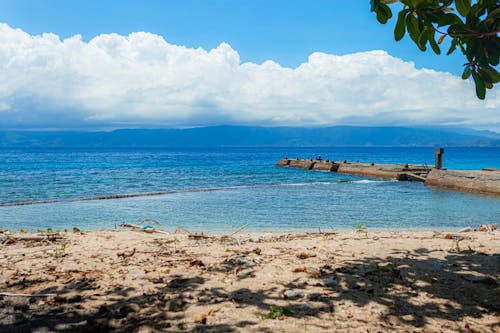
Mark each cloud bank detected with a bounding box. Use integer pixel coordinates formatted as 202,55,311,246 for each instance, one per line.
0,23,498,130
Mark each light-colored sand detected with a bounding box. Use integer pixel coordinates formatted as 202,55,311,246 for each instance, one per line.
0,229,499,332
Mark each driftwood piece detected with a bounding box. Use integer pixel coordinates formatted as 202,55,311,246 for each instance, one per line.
228,224,249,237
306,231,338,236
173,228,211,240
479,224,498,232
2,234,65,243
0,292,57,297
188,234,211,240
118,223,169,235
175,227,193,235
119,222,142,230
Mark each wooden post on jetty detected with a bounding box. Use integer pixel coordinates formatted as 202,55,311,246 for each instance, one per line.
434,148,444,169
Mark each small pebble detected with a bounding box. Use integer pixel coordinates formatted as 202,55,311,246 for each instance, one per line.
284,289,305,299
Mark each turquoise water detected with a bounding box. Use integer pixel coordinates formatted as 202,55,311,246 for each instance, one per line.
0,147,499,232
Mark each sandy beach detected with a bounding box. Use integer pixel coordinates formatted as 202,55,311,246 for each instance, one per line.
0,228,498,333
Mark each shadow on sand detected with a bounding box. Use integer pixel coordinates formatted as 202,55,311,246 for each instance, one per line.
1,247,498,332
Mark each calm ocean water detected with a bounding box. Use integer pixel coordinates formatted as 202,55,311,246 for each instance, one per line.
0,147,499,232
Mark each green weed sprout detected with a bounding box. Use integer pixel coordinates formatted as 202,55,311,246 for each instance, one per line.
52,243,67,258
261,305,292,320
453,236,463,252
355,224,368,238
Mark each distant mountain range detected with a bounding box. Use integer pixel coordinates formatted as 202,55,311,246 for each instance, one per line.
1,126,499,147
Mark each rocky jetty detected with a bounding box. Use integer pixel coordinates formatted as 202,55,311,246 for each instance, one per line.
426,169,500,195
277,158,500,196
335,162,429,180
277,158,430,181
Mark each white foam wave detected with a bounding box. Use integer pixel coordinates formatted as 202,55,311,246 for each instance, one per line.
277,182,338,187
351,180,385,184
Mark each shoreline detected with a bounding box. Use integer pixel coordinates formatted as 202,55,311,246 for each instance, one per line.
1,229,498,332
0,224,495,234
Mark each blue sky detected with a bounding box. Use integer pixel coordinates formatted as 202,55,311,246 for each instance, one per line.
0,0,463,73
0,0,498,130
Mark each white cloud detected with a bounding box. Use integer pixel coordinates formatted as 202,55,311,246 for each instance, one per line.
0,22,498,130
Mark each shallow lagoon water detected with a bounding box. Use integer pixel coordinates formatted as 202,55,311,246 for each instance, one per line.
1,147,499,232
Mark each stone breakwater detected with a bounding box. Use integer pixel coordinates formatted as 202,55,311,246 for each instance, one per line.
277,158,431,180
277,158,500,196
426,169,500,195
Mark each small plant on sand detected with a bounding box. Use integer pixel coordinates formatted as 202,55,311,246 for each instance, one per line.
453,236,463,252
355,224,368,239
52,243,67,258
366,262,397,276
261,305,292,320
47,228,53,233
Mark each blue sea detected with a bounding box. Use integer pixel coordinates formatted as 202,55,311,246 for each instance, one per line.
0,147,499,233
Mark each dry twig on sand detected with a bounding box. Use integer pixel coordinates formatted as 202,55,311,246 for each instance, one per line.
118,223,169,235
0,292,57,297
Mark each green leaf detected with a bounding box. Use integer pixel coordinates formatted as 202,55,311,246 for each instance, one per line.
447,38,459,55
404,0,417,7
486,7,500,20
462,67,472,79
376,3,393,24
447,23,468,36
428,31,441,55
478,65,500,83
457,40,466,55
489,51,499,66
466,40,479,62
370,0,380,12
376,10,387,23
487,40,500,65
477,70,494,89
455,0,471,17
429,39,441,54
472,71,486,100
418,29,429,51
406,14,421,46
437,13,463,27
394,10,407,41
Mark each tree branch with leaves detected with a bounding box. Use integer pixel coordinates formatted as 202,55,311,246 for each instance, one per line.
371,0,499,99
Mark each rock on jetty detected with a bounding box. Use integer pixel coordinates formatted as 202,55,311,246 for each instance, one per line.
277,158,500,196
